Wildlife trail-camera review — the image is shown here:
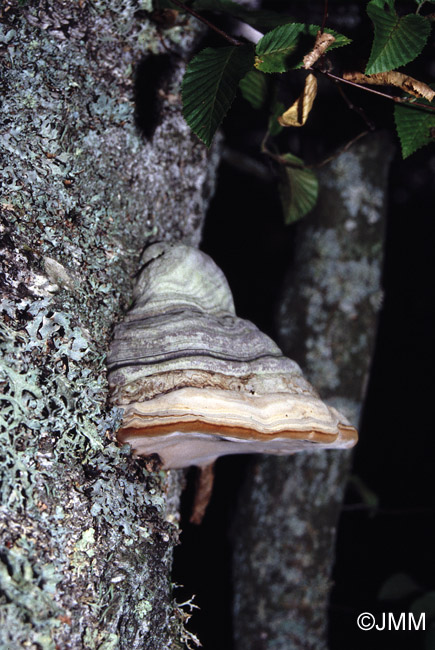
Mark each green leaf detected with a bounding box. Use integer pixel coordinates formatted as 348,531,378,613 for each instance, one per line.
239,70,268,109
255,23,351,74
303,24,352,54
394,97,435,157
370,0,395,8
182,45,254,147
366,1,431,74
192,0,291,30
378,573,420,601
255,23,303,73
279,153,318,224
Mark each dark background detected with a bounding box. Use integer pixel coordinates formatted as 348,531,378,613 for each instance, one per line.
172,1,435,648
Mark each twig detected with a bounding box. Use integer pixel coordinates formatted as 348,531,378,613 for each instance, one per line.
342,503,435,515
261,145,304,169
320,0,328,34
260,127,271,155
260,131,300,168
168,0,242,46
262,125,371,172
335,81,376,130
222,147,274,181
307,130,370,169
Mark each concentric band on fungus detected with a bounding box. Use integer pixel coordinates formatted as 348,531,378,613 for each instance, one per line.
107,242,358,470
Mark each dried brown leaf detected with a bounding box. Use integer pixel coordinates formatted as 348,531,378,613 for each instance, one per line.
278,74,318,127
343,71,435,102
303,31,336,69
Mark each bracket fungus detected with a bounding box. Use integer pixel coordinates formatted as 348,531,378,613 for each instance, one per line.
108,243,357,522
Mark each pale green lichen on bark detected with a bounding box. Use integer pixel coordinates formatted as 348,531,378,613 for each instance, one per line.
277,137,393,413
0,535,63,650
1,0,217,647
0,290,182,648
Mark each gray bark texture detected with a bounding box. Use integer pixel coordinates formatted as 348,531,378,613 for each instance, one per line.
232,134,394,650
0,2,219,648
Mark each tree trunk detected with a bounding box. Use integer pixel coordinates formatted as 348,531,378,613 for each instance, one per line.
232,133,394,650
0,2,219,648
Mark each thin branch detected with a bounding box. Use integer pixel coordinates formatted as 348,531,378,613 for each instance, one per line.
335,81,376,130
342,503,435,516
222,147,274,181
261,146,287,166
168,0,242,46
260,133,303,169
263,149,298,167
320,0,329,33
313,67,435,112
262,126,371,172
307,130,370,169
260,126,271,155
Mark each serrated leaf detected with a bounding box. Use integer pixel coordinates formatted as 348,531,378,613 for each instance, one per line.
279,153,318,224
370,0,395,8
378,573,420,601
303,25,351,55
255,23,304,73
255,23,351,74
366,1,431,74
182,45,254,147
239,70,268,109
394,98,435,157
192,0,291,30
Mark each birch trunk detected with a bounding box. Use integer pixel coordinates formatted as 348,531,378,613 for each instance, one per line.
0,3,218,648
232,133,394,650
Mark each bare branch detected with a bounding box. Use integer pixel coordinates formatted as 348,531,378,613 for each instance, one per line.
168,0,242,46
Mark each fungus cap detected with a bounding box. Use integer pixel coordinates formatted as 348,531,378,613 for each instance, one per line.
107,242,357,469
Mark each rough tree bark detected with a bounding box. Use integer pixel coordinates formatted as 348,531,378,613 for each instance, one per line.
232,134,394,650
0,2,219,648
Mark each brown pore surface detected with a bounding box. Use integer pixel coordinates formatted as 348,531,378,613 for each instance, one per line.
117,420,357,445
